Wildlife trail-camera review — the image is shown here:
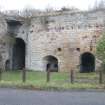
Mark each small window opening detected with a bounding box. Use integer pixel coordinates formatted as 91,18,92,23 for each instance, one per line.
76,48,80,51
58,48,62,51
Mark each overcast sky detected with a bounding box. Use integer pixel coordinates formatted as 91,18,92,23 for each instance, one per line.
0,0,102,11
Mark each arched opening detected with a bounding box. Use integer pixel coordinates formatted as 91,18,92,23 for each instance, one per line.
43,55,58,72
80,52,95,73
12,38,25,70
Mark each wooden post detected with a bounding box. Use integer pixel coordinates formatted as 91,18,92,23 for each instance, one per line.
99,70,103,84
0,55,3,81
0,68,2,81
70,69,74,84
47,68,50,82
22,68,26,83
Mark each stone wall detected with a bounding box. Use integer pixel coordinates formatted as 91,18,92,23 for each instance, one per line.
1,9,105,72
0,14,7,69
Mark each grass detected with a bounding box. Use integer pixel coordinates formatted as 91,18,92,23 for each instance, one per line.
0,71,105,91
2,71,69,83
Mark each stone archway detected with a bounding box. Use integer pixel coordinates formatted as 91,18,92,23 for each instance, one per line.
80,52,95,73
43,55,58,72
12,38,25,70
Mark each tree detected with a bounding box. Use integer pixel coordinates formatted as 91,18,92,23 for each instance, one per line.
96,32,105,72
92,0,105,10
60,6,79,12
96,31,105,84
98,0,105,9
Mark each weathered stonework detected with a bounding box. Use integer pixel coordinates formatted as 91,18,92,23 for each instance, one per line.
0,9,105,72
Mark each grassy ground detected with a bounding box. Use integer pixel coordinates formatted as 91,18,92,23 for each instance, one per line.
0,71,105,90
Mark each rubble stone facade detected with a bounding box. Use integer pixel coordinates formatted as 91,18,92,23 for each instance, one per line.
0,9,105,72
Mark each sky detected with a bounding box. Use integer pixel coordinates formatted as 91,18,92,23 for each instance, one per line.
0,0,102,11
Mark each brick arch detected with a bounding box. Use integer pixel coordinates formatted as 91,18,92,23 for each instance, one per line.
43,55,59,72
15,36,26,44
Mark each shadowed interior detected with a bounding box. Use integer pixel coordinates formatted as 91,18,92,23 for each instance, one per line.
80,52,95,73
12,38,25,70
